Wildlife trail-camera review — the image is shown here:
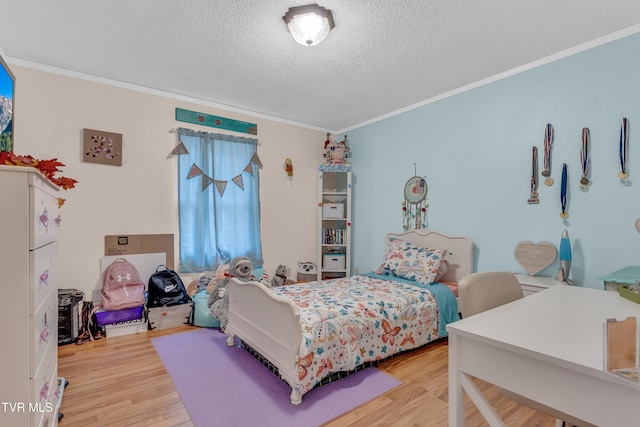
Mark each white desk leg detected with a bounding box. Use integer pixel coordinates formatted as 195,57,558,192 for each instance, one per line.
448,333,465,426
460,374,505,426
448,333,505,427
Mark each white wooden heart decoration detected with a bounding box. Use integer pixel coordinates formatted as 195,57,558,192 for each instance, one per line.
514,241,557,276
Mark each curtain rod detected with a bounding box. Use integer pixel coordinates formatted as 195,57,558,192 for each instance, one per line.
169,128,261,145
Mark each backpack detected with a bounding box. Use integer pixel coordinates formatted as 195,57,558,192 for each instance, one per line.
101,258,146,311
147,265,190,308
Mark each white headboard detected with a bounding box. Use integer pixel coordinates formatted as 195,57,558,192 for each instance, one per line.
385,229,474,283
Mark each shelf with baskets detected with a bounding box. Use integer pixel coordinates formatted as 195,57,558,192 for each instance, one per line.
318,164,351,280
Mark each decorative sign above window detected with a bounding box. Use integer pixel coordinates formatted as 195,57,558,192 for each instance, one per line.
175,108,257,135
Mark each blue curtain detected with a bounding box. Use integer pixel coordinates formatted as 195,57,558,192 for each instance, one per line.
177,127,263,273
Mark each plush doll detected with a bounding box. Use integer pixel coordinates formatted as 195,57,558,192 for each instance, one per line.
208,256,253,331
297,261,318,282
271,264,288,287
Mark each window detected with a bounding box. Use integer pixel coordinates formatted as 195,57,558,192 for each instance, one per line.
177,128,263,273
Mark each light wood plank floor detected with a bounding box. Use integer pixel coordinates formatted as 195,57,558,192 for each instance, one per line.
58,325,556,427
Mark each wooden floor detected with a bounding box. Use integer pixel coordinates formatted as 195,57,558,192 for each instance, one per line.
58,325,556,427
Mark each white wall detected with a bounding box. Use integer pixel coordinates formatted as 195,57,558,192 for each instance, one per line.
9,65,325,298
347,32,640,289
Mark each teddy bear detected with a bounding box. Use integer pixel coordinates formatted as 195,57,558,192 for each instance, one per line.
208,256,253,331
297,261,318,283
271,264,288,287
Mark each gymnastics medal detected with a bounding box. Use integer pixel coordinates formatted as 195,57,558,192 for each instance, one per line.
560,163,569,219
619,117,629,185
542,123,554,186
528,146,539,204
579,128,590,191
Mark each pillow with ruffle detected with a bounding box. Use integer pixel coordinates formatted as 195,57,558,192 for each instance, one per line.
376,238,446,285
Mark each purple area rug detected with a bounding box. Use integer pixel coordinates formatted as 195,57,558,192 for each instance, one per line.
152,328,401,427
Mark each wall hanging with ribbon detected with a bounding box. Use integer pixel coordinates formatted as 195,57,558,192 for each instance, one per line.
402,164,428,231
528,146,539,204
619,117,629,185
579,127,591,191
542,123,554,186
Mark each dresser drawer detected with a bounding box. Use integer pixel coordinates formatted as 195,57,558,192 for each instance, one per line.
30,289,58,378
30,183,60,250
30,242,59,314
30,338,57,427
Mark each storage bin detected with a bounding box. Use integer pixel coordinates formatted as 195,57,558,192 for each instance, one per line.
148,303,193,330
105,317,147,337
619,285,640,304
323,251,346,270
95,305,144,326
322,203,344,218
190,291,220,328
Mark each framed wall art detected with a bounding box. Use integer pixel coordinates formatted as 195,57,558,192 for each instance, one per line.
0,52,15,154
83,128,122,166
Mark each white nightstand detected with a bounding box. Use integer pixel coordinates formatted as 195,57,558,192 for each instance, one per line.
514,273,563,296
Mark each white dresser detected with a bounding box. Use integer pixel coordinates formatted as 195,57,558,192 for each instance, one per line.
0,165,61,427
514,273,563,296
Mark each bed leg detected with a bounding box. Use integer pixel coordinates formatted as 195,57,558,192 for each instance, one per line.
225,334,235,346
290,389,302,405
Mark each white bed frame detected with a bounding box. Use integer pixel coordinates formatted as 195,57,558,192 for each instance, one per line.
224,229,474,405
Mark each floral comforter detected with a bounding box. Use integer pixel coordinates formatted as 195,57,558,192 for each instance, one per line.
269,273,459,398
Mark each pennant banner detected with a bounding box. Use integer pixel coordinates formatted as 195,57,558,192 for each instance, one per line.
178,149,261,196
250,152,263,168
187,164,204,179
201,174,213,191
232,175,244,191
215,180,228,197
170,141,189,156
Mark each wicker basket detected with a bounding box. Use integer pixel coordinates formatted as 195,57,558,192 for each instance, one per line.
323,251,346,270
322,203,344,218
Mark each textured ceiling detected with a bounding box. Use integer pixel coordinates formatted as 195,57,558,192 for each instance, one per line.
1,1,640,132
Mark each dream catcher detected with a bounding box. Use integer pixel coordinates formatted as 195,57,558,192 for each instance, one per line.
402,167,428,230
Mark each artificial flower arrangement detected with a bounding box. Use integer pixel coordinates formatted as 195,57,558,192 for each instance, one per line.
1,151,78,205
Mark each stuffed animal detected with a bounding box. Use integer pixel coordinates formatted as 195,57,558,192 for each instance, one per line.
208,256,253,331
271,264,288,287
297,261,318,282
186,274,215,297
258,272,271,287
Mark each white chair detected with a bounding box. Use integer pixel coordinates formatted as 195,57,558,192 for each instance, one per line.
458,271,524,318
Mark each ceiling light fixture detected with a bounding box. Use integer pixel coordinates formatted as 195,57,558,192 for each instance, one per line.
283,4,335,47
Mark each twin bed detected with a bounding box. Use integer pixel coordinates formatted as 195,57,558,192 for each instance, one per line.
224,229,474,404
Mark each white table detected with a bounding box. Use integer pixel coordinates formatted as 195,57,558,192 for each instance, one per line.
447,285,640,427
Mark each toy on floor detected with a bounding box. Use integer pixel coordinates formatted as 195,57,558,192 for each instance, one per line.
186,264,229,297
208,256,253,331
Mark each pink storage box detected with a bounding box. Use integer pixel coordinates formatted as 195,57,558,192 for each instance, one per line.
95,305,144,326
